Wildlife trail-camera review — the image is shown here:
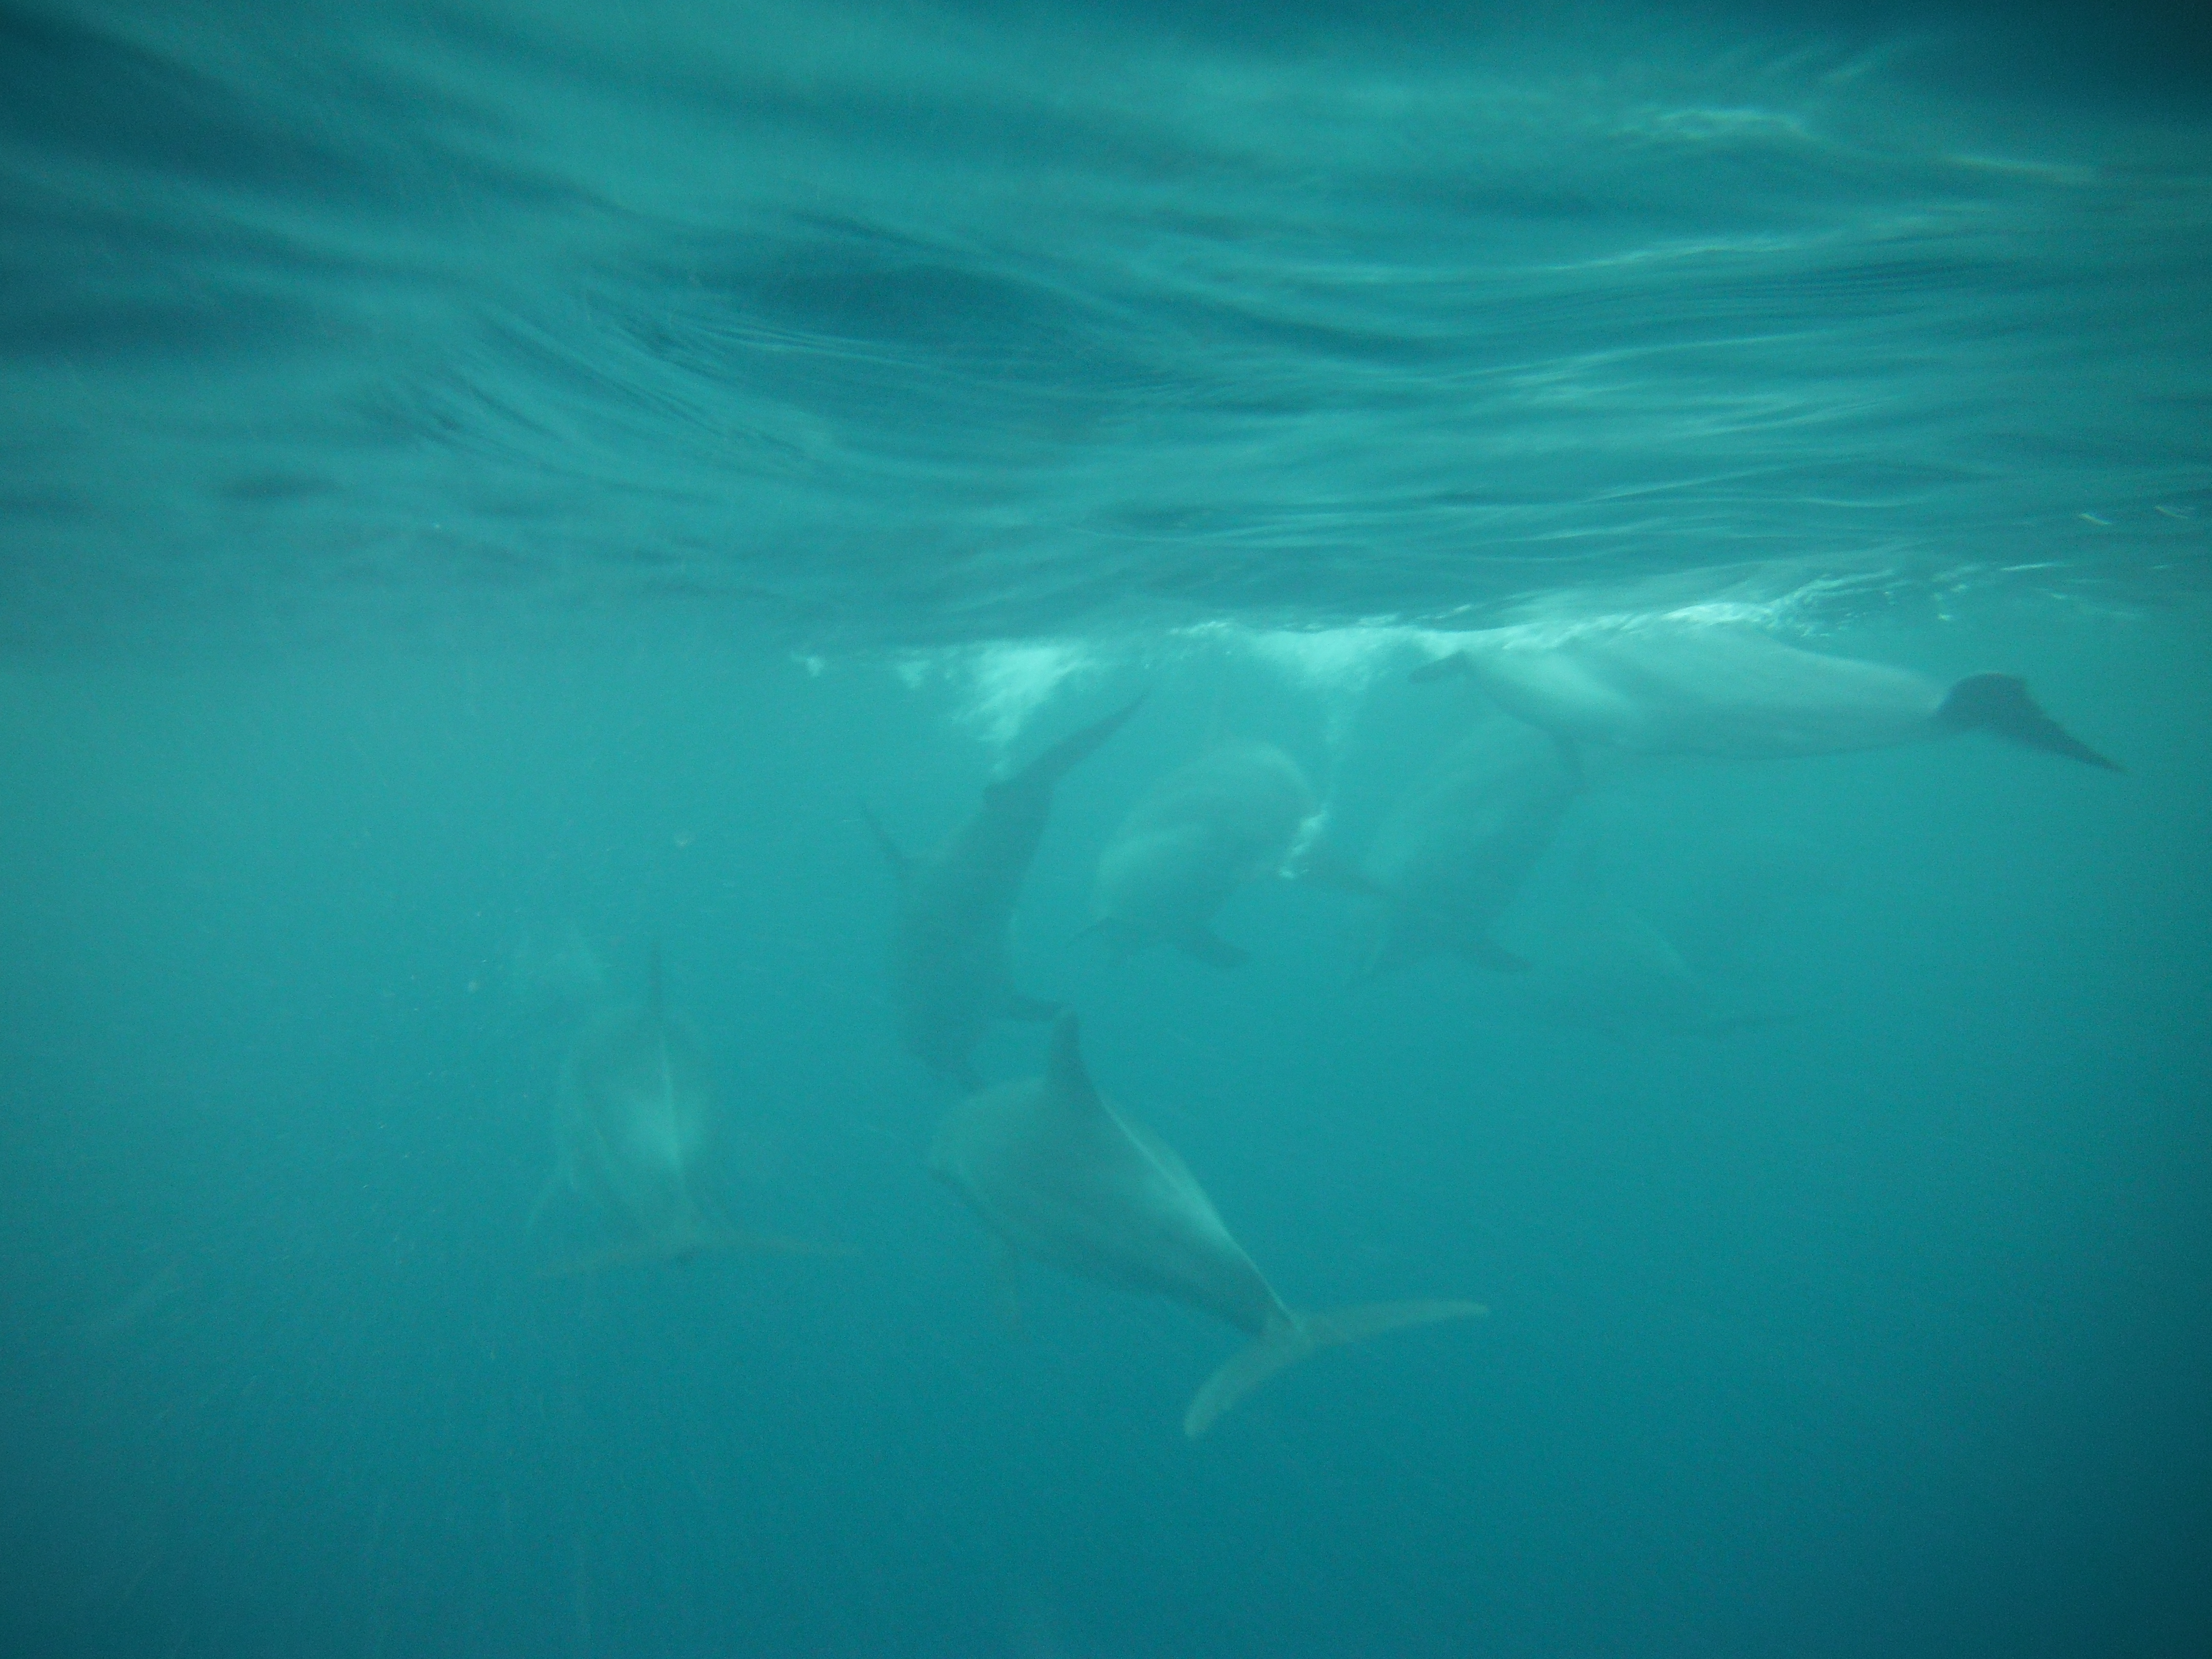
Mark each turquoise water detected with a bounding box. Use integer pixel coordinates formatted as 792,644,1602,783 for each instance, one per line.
3,3,2208,1655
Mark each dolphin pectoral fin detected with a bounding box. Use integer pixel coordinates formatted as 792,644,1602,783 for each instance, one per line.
1408,652,1474,685
1183,1300,1486,1439
1004,991,1062,1022
1933,673,2122,771
858,803,916,883
1178,928,1249,970
1359,924,1421,982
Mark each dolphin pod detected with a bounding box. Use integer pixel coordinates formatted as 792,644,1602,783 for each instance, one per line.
1411,621,2119,769
523,616,2118,1442
927,1012,1485,1436
1087,739,1317,967
866,695,1146,1086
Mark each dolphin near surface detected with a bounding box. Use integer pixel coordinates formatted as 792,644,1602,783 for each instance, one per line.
1413,621,2120,768
928,1012,1484,1438
867,695,1144,1087
1308,712,1581,976
1087,739,1318,968
536,947,836,1273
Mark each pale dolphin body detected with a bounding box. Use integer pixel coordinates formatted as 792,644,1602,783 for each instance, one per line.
1416,621,2119,768
928,1013,1483,1438
1324,713,1581,975
867,697,1144,1086
539,950,830,1272
1088,740,1318,967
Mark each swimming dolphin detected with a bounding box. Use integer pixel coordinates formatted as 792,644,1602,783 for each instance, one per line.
928,1012,1484,1437
1087,739,1317,968
1501,863,1787,1040
536,947,833,1273
866,696,1144,1086
1412,621,2119,768
1306,713,1580,975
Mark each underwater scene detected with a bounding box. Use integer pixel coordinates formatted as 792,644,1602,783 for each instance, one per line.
2,2,2208,1655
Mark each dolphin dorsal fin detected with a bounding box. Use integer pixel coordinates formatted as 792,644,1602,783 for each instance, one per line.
1045,1011,1103,1112
647,942,665,1020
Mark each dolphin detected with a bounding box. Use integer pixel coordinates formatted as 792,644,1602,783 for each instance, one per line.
1087,739,1317,968
928,1012,1484,1437
536,947,835,1273
866,696,1144,1086
1501,868,1788,1040
1306,713,1580,975
1412,621,2119,768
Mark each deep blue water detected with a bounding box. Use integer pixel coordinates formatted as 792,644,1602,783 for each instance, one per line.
2,3,2208,1656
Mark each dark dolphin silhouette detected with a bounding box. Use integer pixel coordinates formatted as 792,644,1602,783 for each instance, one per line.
866,696,1144,1086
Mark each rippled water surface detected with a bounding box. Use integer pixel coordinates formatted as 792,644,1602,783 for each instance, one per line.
5,0,2208,647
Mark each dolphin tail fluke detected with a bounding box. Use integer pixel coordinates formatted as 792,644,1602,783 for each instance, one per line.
1933,674,2121,771
1011,693,1147,790
1184,1300,1486,1439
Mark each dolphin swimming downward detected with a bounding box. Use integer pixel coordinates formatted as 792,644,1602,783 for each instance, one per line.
866,696,1144,1086
1413,620,2120,769
928,1012,1485,1438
